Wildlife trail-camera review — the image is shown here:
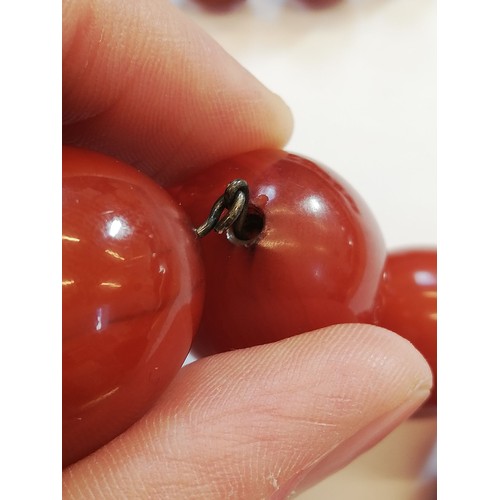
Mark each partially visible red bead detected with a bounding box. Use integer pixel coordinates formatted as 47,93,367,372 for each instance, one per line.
298,0,342,9
193,0,245,12
376,249,437,406
62,147,204,467
169,150,386,356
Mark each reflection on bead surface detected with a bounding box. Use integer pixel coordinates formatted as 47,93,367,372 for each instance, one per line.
169,150,386,356
62,147,204,467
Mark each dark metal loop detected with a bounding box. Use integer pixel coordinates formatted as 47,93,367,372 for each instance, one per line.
214,190,247,234
223,179,249,207
194,179,249,239
193,195,226,238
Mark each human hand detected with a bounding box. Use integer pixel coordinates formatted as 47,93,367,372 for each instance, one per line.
62,0,432,498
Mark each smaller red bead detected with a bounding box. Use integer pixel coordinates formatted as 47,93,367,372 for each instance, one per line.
192,0,245,12
377,249,437,407
298,0,342,8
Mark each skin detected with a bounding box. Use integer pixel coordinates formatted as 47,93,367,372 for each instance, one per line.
62,0,433,498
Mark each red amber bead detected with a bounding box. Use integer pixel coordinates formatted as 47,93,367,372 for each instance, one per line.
377,249,437,406
169,150,386,356
299,0,342,8
62,147,204,467
193,0,245,11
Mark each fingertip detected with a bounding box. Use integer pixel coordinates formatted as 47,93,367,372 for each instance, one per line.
62,0,294,183
62,323,432,499
253,323,434,405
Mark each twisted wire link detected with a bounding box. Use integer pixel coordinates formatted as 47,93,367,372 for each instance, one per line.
194,179,249,238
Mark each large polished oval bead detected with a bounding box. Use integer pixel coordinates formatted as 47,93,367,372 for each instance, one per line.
169,150,386,357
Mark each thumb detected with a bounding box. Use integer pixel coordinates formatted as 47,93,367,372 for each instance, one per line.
62,324,432,499
63,0,292,185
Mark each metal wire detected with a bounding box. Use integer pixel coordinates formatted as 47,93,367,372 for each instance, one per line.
194,179,249,239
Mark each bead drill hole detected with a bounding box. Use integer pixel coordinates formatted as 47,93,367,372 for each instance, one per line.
228,204,265,246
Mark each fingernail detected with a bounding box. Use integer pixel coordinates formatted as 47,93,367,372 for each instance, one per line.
274,389,430,500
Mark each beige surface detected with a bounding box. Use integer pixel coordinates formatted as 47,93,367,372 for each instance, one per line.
297,415,436,499
177,1,437,498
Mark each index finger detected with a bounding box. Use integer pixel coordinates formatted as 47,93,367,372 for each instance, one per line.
63,0,293,185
